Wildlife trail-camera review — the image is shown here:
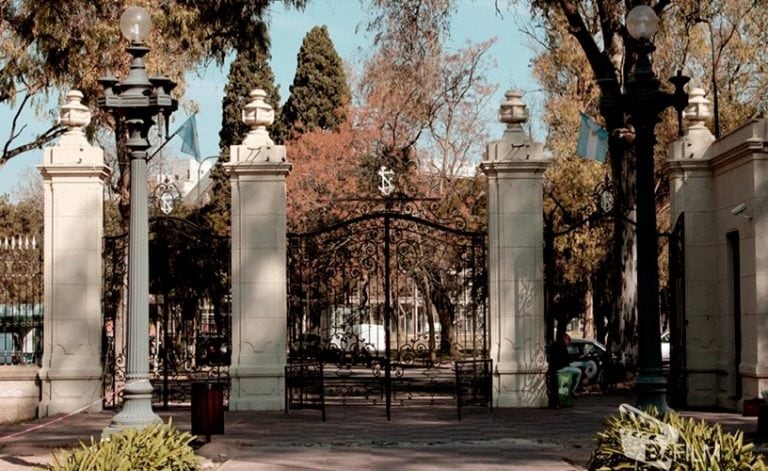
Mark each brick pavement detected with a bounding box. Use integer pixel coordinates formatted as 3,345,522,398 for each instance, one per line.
0,394,763,470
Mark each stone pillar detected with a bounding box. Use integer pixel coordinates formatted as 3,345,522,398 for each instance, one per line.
667,87,717,407
37,91,110,416
480,91,549,407
226,90,291,410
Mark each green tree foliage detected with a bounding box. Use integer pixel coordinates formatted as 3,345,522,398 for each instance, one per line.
0,194,41,239
281,25,350,138
219,45,283,151
520,0,768,364
0,0,306,166
196,43,282,235
543,157,611,342
176,0,308,60
352,0,491,355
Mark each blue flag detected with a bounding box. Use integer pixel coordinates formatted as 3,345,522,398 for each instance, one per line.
576,112,608,163
176,114,201,160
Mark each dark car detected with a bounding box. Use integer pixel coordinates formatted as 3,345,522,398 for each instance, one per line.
567,338,624,387
196,335,230,366
567,338,604,385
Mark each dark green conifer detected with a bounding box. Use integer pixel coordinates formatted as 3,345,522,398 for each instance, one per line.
219,44,284,150
281,25,350,138
198,43,282,234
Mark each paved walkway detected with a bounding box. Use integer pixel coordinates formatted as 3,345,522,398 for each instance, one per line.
0,394,763,470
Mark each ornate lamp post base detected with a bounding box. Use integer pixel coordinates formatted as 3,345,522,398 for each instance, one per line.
103,380,161,437
636,370,670,413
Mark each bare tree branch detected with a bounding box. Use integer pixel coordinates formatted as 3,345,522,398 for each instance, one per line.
1,125,66,167
557,0,616,83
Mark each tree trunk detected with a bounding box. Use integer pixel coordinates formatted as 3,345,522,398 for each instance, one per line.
608,144,638,368
583,285,595,339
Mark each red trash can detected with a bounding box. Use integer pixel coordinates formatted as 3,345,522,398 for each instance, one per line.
191,382,224,440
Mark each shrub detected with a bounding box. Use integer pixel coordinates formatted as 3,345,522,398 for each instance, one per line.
46,420,199,471
588,404,766,470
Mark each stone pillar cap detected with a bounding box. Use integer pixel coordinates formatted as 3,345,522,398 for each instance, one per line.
242,89,275,147
57,90,91,146
684,87,712,130
499,90,528,129
484,90,543,161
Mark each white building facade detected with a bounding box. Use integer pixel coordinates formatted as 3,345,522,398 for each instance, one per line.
668,88,768,409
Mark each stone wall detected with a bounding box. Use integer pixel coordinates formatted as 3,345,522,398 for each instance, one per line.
668,88,768,410
0,366,39,424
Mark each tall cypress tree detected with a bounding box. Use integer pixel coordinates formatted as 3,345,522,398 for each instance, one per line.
195,43,282,234
281,25,350,138
219,44,284,150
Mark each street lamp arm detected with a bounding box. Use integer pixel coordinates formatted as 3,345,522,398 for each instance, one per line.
669,70,691,136
551,214,596,238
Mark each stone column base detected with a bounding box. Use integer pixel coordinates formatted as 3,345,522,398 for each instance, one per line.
229,367,284,411
685,370,718,407
0,366,41,424
38,368,103,417
494,370,548,408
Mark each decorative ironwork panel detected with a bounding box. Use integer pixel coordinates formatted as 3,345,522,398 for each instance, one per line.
668,214,687,407
102,233,127,408
103,217,231,409
285,361,325,420
0,236,43,366
455,359,493,420
287,207,488,415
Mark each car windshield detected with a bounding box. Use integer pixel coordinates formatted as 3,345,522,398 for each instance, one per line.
590,340,606,350
576,340,605,349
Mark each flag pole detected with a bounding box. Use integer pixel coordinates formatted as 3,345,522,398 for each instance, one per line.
148,126,181,160
148,113,197,160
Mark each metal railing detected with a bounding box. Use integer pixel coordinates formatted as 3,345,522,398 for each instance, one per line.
0,236,43,365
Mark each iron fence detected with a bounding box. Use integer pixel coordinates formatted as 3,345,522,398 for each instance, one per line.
0,236,43,365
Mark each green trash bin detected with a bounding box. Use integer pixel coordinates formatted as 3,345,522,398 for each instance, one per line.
557,371,573,407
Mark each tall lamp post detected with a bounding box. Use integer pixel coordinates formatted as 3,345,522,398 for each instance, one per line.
99,6,178,434
623,5,688,411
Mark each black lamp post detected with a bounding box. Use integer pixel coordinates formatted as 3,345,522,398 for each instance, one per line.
623,5,688,411
99,6,178,434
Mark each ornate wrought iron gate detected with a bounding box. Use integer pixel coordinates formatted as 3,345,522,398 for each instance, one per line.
287,202,488,417
103,217,230,408
668,214,687,407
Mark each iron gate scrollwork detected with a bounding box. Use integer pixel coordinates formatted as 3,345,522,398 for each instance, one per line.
103,217,231,409
668,214,686,407
287,202,488,417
